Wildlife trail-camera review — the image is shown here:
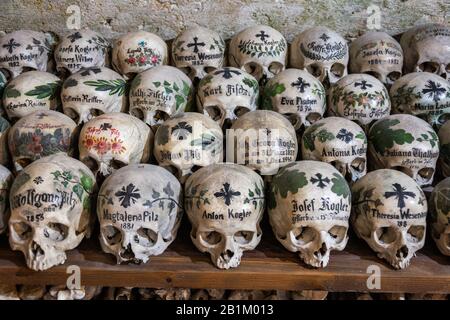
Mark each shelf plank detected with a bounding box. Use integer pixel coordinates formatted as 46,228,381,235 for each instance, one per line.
0,221,449,293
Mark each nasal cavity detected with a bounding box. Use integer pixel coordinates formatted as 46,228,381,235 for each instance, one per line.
221,250,234,260
396,245,409,258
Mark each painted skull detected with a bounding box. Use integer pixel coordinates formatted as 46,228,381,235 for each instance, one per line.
261,68,326,130
368,114,439,187
129,65,193,128
328,73,391,129
112,31,168,79
98,164,182,264
61,67,127,125
0,30,56,79
8,110,77,172
2,71,61,120
349,31,403,87
0,116,10,166
227,110,298,176
401,24,450,80
229,25,287,84
54,29,109,76
154,112,223,183
438,120,450,178
351,169,427,269
268,160,351,268
185,163,264,269
172,26,225,82
79,112,153,178
0,165,13,234
390,72,450,128
301,117,367,183
291,26,349,87
429,177,450,255
8,154,96,271
196,67,259,128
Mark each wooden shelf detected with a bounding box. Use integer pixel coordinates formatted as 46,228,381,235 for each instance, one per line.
0,220,449,293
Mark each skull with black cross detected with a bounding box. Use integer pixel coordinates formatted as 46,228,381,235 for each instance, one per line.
429,177,450,255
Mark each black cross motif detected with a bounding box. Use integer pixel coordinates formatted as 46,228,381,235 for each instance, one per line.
310,173,330,189
187,37,205,53
214,182,241,206
2,38,20,54
319,33,330,42
255,31,270,41
384,183,416,209
264,128,272,136
214,68,241,79
36,112,48,119
100,123,112,131
422,80,446,103
354,80,372,90
80,67,102,76
68,32,82,43
291,77,310,93
115,183,141,208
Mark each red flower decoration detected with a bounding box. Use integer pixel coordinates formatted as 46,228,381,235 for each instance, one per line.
151,55,159,64
128,57,136,64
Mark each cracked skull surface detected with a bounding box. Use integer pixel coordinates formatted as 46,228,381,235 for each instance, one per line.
61,67,127,125
368,114,439,187
268,160,351,268
8,154,96,271
301,117,367,183
429,177,450,255
351,169,427,269
290,26,349,87
229,25,287,83
0,165,13,234
79,112,153,178
185,163,264,269
98,164,182,264
129,65,193,128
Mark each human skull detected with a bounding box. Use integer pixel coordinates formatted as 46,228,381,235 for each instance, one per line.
301,117,367,183
154,112,223,183
351,169,427,269
429,177,450,255
290,26,349,87
2,71,61,120
112,31,168,79
54,29,109,76
172,26,225,82
368,114,439,187
438,120,450,177
0,116,11,166
227,110,298,175
349,31,403,87
185,163,264,269
61,67,127,125
98,164,182,264
400,24,450,80
79,112,153,178
129,65,193,128
229,25,287,84
261,68,326,130
8,110,77,172
268,160,351,267
196,67,259,128
8,154,96,271
390,72,450,127
328,73,391,129
0,30,56,79
0,165,13,234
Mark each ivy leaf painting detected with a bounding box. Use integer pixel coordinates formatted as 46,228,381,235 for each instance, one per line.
261,82,285,110
83,79,127,96
302,123,334,151
175,94,185,110
355,131,367,144
331,173,350,199
72,184,84,201
25,81,62,99
268,167,308,209
130,74,142,92
80,171,94,193
242,77,259,92
152,189,161,199
369,119,414,155
163,182,174,197
4,86,21,98
182,80,191,97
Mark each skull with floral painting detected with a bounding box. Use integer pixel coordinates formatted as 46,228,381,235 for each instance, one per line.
429,177,450,255
368,114,439,187
0,165,13,234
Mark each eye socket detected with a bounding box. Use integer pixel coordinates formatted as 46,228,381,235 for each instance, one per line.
351,157,366,173
234,231,255,245
243,62,263,79
418,61,440,73
446,64,450,72
365,71,382,82
154,110,170,124
391,166,413,178
110,159,127,170
292,226,316,245
136,227,158,247
328,225,347,243
407,225,425,243
418,167,434,181
330,63,346,78
306,63,323,78
130,107,144,121
199,231,222,245
179,66,194,78
437,113,450,126
15,158,33,170
203,66,216,74
284,113,302,130
191,165,202,173
64,107,80,123
387,71,401,83
44,222,68,242
12,222,32,240
305,112,322,125
234,106,250,118
205,105,224,122
102,225,122,245
268,62,284,75
82,156,99,173
375,226,397,244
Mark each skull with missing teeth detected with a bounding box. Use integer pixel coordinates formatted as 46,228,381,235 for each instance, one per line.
290,26,349,86
0,165,13,234
268,161,351,268
368,114,439,187
8,154,96,271
185,163,264,269
61,67,127,125
79,112,153,178
229,25,287,84
98,164,182,264
302,117,367,183
429,177,450,256
351,169,427,269
112,31,167,79
129,65,193,127
196,67,259,128
172,26,225,81
153,112,223,183
262,68,327,131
